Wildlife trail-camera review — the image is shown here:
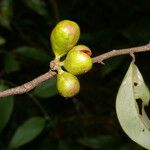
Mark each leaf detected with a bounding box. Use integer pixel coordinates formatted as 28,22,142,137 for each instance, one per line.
120,20,150,42
78,135,122,149
9,117,45,149
0,36,6,45
116,62,150,149
15,46,51,63
59,141,84,150
23,0,48,16
0,84,14,133
37,140,58,150
59,141,70,150
0,0,13,28
118,143,133,150
4,54,20,73
33,77,58,98
100,57,124,77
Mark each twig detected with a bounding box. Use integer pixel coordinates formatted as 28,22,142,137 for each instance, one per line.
0,70,56,98
92,43,150,63
0,43,150,98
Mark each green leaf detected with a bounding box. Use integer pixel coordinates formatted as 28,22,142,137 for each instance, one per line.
9,117,45,149
116,62,150,149
38,140,58,150
59,141,71,150
78,135,122,149
23,0,48,16
59,141,84,150
0,36,6,45
4,54,20,73
34,77,58,98
0,16,10,29
100,57,124,77
0,84,14,133
15,46,51,63
119,143,134,150
120,21,150,42
0,0,13,28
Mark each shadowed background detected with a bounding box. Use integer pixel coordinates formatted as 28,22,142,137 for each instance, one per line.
0,0,150,149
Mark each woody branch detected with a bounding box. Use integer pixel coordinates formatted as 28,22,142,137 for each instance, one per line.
0,43,150,98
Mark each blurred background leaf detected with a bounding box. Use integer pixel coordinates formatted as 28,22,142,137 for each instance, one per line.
9,117,46,149
33,77,58,98
58,140,84,150
0,36,6,45
100,57,125,78
78,135,122,150
4,53,20,73
15,46,51,63
23,0,48,17
0,0,13,29
0,84,14,133
0,0,150,149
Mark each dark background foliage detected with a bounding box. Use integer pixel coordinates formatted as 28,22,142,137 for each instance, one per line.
0,0,150,149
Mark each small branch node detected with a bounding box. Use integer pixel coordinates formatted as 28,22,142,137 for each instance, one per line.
112,50,117,53
99,60,105,65
50,59,61,71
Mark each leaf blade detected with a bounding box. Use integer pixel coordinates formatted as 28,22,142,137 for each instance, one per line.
0,85,14,133
33,78,58,98
9,117,45,149
15,46,51,63
4,54,20,73
116,62,150,149
0,0,13,28
23,0,48,16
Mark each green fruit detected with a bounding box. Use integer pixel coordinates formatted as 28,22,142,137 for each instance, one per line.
57,70,80,97
50,20,80,59
63,45,93,75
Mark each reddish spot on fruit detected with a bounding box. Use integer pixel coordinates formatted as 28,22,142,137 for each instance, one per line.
81,50,92,56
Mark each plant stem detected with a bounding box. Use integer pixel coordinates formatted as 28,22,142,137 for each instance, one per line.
0,43,150,98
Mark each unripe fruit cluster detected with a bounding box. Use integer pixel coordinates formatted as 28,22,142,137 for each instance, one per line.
50,20,93,98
